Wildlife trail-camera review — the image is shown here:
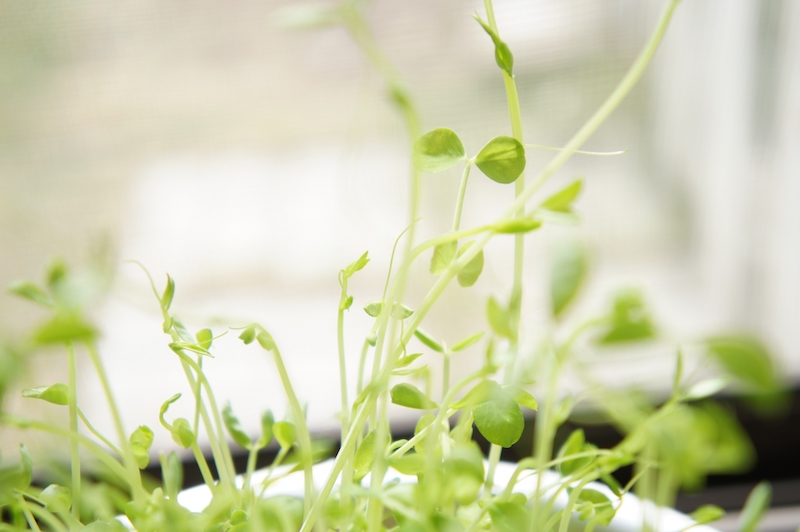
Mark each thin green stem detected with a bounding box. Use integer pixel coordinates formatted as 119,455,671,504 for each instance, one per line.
16,495,43,532
453,162,473,232
84,342,145,502
270,344,316,515
191,441,217,490
337,276,351,439
22,502,65,532
65,343,81,520
77,408,122,457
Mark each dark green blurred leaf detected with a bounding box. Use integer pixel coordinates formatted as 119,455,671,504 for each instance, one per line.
550,242,587,318
489,501,530,532
40,484,72,513
558,429,596,476
22,383,69,406
690,505,725,526
706,336,779,392
457,242,484,288
412,128,466,173
474,137,525,184
390,383,438,410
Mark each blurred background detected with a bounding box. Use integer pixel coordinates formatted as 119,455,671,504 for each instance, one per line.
1,0,799,525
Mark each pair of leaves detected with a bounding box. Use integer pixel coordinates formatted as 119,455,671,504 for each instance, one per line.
363,301,414,320
130,426,155,469
413,329,485,355
430,240,484,288
412,128,526,185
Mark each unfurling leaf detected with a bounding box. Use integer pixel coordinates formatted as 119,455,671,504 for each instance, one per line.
129,426,154,469
395,353,423,369
474,16,514,75
541,179,583,213
412,128,466,173
414,329,444,353
161,275,175,311
430,240,457,275
343,251,370,278
22,383,69,406
550,242,587,317
457,241,484,287
171,418,195,449
390,383,438,409
223,403,252,450
474,136,526,184
572,488,615,525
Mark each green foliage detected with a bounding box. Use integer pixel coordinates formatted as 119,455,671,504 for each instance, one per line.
474,136,526,184
0,3,776,532
412,128,465,173
738,482,771,532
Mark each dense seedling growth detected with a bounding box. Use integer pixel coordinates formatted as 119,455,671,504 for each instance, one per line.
0,1,779,531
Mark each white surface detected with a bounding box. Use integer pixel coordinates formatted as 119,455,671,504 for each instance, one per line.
175,460,718,532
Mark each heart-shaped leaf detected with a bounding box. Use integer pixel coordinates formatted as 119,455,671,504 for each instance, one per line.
475,136,525,184
412,128,466,173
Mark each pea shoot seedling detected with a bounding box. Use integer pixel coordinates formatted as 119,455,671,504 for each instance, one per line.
1,1,780,531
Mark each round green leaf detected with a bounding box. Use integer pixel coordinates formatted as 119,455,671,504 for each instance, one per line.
474,136,526,184
171,418,195,449
196,328,213,350
472,386,524,448
412,128,466,173
40,484,72,513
